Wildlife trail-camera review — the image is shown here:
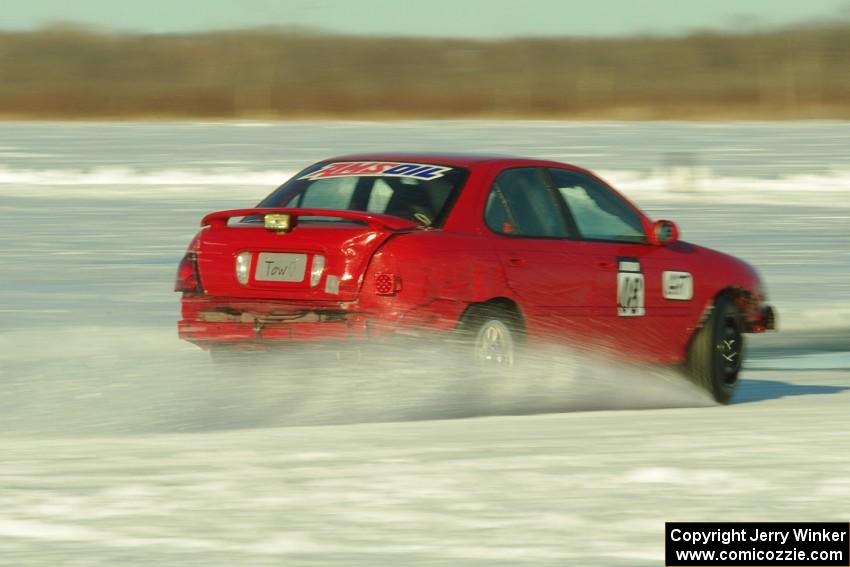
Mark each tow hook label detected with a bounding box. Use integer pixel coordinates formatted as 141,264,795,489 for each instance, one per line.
663,271,693,300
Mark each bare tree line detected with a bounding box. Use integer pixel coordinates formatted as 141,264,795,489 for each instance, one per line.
0,24,848,119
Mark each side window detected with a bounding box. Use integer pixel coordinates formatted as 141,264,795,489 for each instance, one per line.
548,169,646,243
485,168,568,238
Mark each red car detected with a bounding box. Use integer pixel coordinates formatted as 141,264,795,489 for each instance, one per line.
176,154,775,403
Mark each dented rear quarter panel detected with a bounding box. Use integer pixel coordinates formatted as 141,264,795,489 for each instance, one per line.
362,230,513,332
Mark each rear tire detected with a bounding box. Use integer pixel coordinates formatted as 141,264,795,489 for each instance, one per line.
460,305,522,368
686,294,744,404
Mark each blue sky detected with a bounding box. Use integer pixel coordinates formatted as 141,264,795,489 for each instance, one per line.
4,0,849,37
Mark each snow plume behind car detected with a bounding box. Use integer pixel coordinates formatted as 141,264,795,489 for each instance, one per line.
0,326,710,436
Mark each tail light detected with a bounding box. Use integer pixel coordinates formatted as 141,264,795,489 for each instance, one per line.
175,252,203,293
310,255,325,287
375,273,401,295
235,252,251,285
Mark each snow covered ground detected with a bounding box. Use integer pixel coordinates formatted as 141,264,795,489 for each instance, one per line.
0,121,848,565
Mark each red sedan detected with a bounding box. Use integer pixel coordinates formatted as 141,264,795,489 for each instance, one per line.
175,154,775,403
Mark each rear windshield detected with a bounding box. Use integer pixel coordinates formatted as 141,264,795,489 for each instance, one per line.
257,161,469,227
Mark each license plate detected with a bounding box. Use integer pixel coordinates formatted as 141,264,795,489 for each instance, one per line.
255,253,307,282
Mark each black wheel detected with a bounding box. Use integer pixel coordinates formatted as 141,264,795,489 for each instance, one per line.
686,294,744,404
460,305,523,368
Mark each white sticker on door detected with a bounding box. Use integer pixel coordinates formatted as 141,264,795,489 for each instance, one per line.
617,266,645,317
663,271,693,300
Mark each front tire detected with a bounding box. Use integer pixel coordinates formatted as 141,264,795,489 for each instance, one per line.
686,294,744,404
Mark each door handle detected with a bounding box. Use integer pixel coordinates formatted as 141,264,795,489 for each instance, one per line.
508,257,528,267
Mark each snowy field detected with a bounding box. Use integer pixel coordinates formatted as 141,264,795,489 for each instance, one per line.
0,121,848,565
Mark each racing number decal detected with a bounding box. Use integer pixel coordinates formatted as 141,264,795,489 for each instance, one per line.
617,272,645,316
617,259,645,317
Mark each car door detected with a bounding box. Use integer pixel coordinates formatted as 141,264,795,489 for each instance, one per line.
484,167,596,341
546,168,696,361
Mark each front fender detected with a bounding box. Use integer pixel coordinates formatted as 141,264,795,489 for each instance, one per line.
688,243,774,333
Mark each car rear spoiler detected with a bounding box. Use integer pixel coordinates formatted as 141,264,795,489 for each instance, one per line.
200,208,420,232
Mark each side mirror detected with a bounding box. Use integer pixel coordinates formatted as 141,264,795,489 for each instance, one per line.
649,219,679,246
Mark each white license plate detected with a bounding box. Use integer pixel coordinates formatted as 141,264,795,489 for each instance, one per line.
255,253,307,282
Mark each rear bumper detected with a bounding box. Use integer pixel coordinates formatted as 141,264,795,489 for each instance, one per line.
178,319,369,348
178,293,467,349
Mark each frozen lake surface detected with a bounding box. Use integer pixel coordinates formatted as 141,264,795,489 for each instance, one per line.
0,121,848,565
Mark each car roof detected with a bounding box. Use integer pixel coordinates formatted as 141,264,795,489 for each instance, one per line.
322,152,576,169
